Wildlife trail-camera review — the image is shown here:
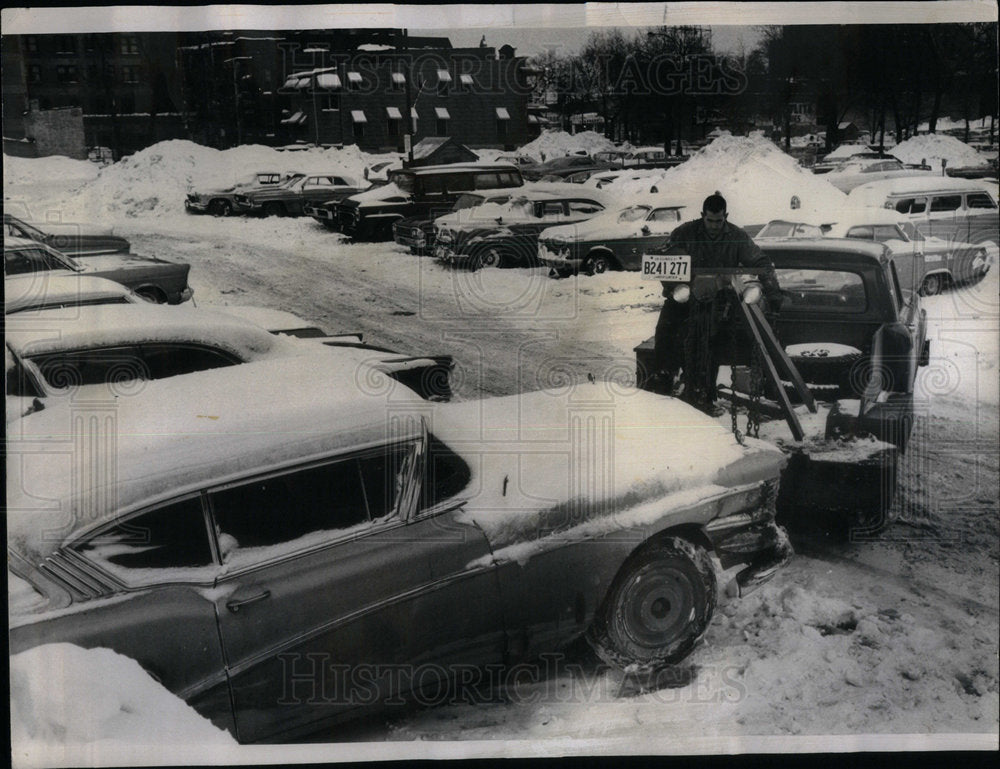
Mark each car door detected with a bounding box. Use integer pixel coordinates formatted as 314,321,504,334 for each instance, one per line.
874,224,923,294
211,436,505,742
926,193,962,241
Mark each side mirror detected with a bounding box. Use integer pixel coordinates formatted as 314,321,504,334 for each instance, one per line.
641,225,651,236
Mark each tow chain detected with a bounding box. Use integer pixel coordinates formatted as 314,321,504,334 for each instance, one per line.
747,339,763,439
729,308,745,446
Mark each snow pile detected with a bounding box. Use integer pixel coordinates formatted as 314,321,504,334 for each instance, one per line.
605,134,849,226
519,129,617,161
917,116,993,133
57,139,370,220
10,644,237,748
891,133,989,170
4,154,100,185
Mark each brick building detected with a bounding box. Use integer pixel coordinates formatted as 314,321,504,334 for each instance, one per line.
3,29,537,158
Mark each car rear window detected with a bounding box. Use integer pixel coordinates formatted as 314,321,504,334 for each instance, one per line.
5,247,70,275
73,496,215,582
966,193,997,210
775,268,868,313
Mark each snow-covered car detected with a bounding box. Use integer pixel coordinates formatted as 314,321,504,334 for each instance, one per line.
521,154,597,181
538,199,686,276
363,157,403,183
434,186,613,269
391,191,521,256
233,172,368,217
8,353,791,742
5,304,453,421
754,208,992,295
315,163,524,241
535,164,614,184
819,157,935,192
4,236,192,305
5,273,142,314
847,177,1000,261
184,171,291,217
4,213,130,256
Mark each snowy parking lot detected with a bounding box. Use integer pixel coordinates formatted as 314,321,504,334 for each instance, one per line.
6,132,999,758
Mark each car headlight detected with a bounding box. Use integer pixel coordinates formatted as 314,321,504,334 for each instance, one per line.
437,229,453,244
414,231,426,246
741,281,763,305
672,284,691,303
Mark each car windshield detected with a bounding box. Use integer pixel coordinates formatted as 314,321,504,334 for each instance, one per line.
5,217,45,239
899,221,924,241
618,205,651,223
649,208,682,222
389,172,416,194
759,221,824,238
452,193,486,211
278,174,305,189
774,268,868,313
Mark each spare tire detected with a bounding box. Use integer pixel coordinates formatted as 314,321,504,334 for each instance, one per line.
785,342,863,386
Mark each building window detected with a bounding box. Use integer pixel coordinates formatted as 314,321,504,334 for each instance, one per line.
56,65,79,84
459,73,474,91
347,71,362,90
323,94,341,111
437,68,452,97
386,106,402,137
390,71,406,92
25,36,39,54
55,36,76,55
121,65,140,84
435,107,450,136
495,107,510,140
352,109,367,139
28,64,42,84
119,93,135,113
120,35,140,55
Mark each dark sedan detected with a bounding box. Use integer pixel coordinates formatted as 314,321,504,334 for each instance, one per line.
4,236,192,305
234,173,369,217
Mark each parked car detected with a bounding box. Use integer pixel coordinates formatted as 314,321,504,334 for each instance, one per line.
538,199,687,276
434,186,613,269
233,172,368,217
847,177,1000,258
5,305,454,421
521,154,598,181
495,154,536,170
759,239,929,404
312,163,524,241
4,237,192,305
8,353,790,742
4,213,130,256
820,157,935,192
391,191,521,256
363,157,404,183
5,273,141,315
754,208,992,295
184,171,291,217
535,163,615,184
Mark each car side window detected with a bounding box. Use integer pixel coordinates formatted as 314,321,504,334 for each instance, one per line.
929,195,961,213
649,208,681,222
568,200,604,214
497,171,521,188
5,247,66,275
846,226,874,240
209,443,413,565
894,197,927,215
966,193,997,210
304,177,333,188
72,496,216,584
540,201,567,220
421,175,446,195
873,225,905,243
618,205,651,223
27,344,239,389
473,172,501,190
420,435,472,512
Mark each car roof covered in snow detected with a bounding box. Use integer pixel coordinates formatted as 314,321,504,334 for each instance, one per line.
759,207,911,232
5,273,135,314
7,353,426,561
759,238,890,267
395,163,519,175
5,304,304,360
847,175,998,201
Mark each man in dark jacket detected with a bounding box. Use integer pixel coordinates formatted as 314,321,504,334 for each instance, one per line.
652,192,782,409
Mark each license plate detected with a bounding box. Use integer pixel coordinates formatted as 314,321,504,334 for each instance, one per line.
642,254,691,281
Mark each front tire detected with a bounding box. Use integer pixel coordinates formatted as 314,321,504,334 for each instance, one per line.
470,247,504,270
208,199,232,217
588,537,716,671
584,252,612,275
919,273,945,296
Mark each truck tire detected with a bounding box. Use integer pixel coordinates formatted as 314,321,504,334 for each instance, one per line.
587,537,716,671
785,343,863,386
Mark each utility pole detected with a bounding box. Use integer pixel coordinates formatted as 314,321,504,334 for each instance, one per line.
403,29,414,165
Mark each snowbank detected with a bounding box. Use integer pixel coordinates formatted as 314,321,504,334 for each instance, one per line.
891,133,989,170
52,139,372,220
3,154,100,186
605,134,849,226
519,129,617,161
10,644,236,748
822,143,872,161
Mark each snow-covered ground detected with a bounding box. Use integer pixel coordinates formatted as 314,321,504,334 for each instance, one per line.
5,131,998,759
